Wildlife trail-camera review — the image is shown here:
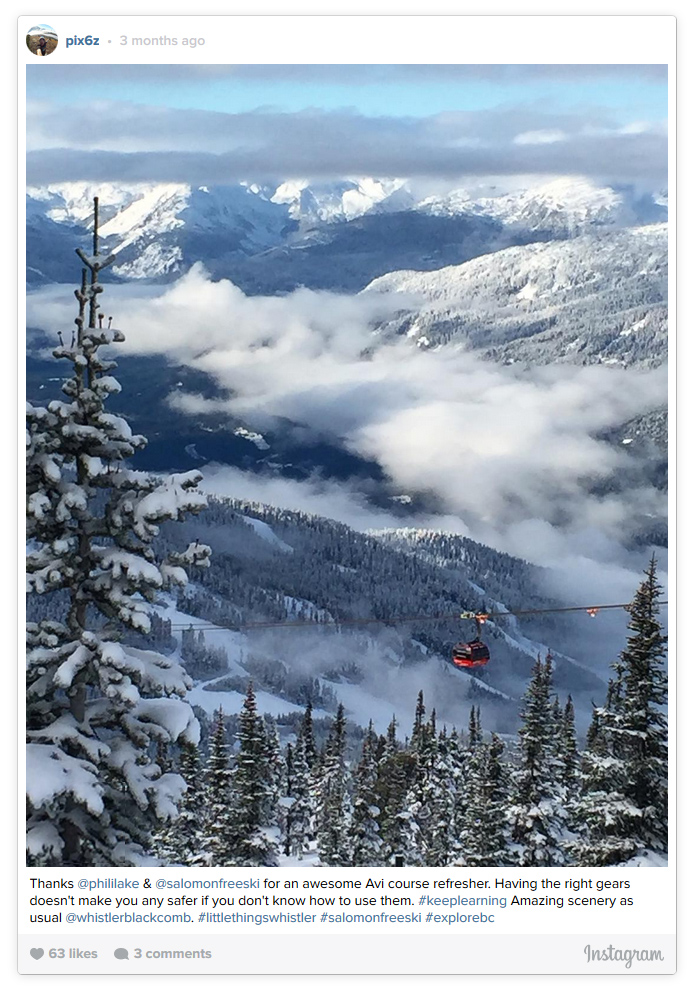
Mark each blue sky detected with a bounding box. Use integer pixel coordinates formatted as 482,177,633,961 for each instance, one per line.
26,64,667,123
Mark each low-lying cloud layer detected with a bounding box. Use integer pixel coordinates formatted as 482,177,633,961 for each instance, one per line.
28,266,668,603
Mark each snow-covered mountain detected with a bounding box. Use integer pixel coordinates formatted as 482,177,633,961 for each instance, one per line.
137,496,610,734
27,181,297,282
416,176,663,237
269,175,664,233
365,224,668,368
26,175,666,290
271,177,412,225
28,491,611,735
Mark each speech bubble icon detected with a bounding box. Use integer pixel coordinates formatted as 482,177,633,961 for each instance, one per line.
114,948,129,960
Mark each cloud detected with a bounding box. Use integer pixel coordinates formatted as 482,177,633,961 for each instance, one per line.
514,129,568,145
27,267,667,550
25,100,667,185
27,64,668,88
28,267,668,681
199,464,470,536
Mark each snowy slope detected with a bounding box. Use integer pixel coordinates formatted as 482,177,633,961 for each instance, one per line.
153,596,457,735
364,224,668,368
153,598,329,720
26,175,666,289
271,177,411,225
416,176,663,236
141,498,613,738
26,491,613,736
27,181,150,226
157,597,514,737
30,175,663,235
154,598,249,676
241,515,294,553
26,182,294,281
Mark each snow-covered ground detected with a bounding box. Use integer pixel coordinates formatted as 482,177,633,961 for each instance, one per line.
187,679,316,720
154,594,504,734
622,850,668,867
154,598,248,677
154,597,333,721
241,515,294,553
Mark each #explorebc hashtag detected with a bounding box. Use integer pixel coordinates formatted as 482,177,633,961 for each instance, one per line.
426,912,433,922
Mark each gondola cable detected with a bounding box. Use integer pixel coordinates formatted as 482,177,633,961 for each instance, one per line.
165,599,667,670
167,599,667,633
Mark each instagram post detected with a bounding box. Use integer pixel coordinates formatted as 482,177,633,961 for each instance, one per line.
20,13,674,977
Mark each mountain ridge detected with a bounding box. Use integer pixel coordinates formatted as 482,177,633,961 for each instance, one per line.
26,175,667,291
143,495,613,735
365,223,668,368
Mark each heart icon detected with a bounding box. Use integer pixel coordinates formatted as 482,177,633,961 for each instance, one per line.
30,948,44,960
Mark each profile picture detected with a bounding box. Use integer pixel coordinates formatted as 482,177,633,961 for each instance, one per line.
26,24,58,57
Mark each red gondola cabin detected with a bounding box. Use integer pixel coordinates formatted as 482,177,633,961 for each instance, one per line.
452,639,490,668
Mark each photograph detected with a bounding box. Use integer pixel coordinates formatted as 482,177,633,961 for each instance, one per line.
25,24,58,57
26,63,668,869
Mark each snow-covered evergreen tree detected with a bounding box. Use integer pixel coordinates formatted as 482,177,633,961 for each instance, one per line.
385,714,397,753
421,728,458,866
280,741,294,858
375,716,417,865
411,690,426,752
349,721,382,865
155,740,204,865
567,702,639,865
559,695,579,797
509,656,567,866
26,202,210,865
301,699,317,769
468,705,482,749
617,557,668,851
569,559,667,864
316,703,352,865
280,734,313,860
447,726,468,854
262,715,283,822
197,708,235,866
228,683,278,866
403,696,438,865
458,732,511,866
